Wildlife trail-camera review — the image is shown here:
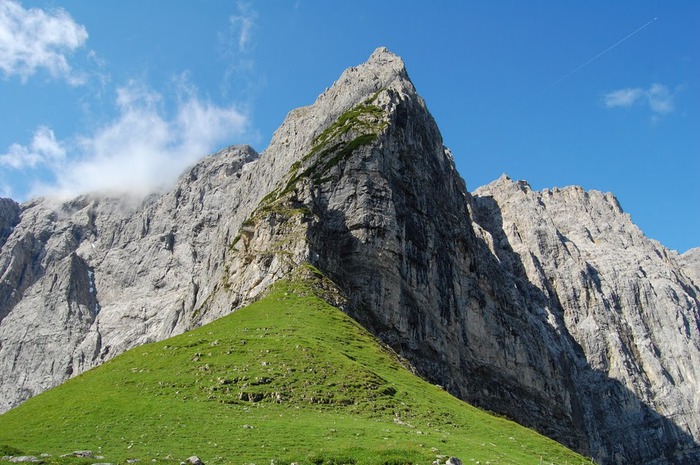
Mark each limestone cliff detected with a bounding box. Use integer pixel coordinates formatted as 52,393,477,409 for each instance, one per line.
472,177,700,464
0,145,262,409
0,48,698,464
681,247,700,287
0,199,20,251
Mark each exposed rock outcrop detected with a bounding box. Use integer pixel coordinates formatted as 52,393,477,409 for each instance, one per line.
472,176,700,464
681,247,700,288
0,145,264,409
0,198,20,249
0,47,698,464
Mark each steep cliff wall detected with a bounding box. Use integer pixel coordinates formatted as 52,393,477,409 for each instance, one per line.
472,177,700,463
0,48,698,464
681,248,700,287
0,145,263,411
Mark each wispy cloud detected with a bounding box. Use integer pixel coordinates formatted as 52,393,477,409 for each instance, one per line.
0,126,66,169
645,84,674,115
603,88,644,108
227,1,258,54
0,0,88,84
3,79,250,200
1,2,258,202
219,2,260,100
603,83,675,120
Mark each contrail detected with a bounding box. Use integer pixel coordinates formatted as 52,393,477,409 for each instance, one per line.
550,17,658,87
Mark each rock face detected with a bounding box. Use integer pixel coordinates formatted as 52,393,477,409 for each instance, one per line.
0,47,699,464
681,247,700,287
0,144,275,410
0,199,20,250
471,177,700,464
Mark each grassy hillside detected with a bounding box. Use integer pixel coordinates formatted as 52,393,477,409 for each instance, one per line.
0,266,587,465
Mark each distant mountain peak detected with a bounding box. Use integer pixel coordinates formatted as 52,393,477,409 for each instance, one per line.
366,46,406,71
312,46,415,115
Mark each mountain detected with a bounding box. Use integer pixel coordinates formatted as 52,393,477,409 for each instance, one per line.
681,247,700,286
471,177,700,464
0,266,587,465
0,47,699,464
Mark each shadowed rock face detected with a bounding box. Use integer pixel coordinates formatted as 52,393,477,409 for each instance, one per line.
1,47,699,464
0,199,20,249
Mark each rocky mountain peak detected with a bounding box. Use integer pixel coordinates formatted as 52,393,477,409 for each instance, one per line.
266,47,417,154
491,173,532,192
334,46,410,96
367,46,404,66
475,175,633,250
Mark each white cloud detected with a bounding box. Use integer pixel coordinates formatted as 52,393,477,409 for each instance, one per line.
0,126,65,169
228,1,257,53
0,0,88,83
646,84,673,115
603,88,644,108
603,83,675,118
4,80,249,200
53,83,248,198
218,2,260,102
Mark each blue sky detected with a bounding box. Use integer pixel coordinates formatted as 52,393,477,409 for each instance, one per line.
1,1,698,253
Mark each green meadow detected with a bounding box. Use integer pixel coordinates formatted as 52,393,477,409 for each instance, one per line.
0,267,587,465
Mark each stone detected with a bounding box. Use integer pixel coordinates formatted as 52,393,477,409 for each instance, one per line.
445,458,463,465
471,175,700,463
0,198,20,250
680,247,700,287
